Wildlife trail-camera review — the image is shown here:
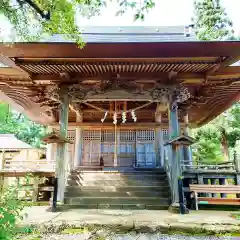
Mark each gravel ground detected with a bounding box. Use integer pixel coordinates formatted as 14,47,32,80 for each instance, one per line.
23,234,239,240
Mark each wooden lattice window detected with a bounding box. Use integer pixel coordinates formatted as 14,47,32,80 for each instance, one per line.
67,130,75,142
55,130,75,141
120,130,136,141
137,129,155,141
162,129,169,136
83,130,101,140
101,130,115,141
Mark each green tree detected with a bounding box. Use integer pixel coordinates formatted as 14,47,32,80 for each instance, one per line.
192,103,240,163
0,0,155,42
193,0,234,40
0,103,46,147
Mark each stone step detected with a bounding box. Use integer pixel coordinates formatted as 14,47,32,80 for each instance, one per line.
65,189,170,198
64,204,169,210
71,171,167,176
64,196,170,206
72,168,165,172
65,185,169,192
68,174,167,181
66,179,168,187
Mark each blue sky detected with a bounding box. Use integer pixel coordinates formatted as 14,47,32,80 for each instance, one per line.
78,0,240,34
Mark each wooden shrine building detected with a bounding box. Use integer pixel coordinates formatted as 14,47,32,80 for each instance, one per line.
0,26,240,210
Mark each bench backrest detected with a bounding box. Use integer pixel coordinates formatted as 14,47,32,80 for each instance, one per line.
189,184,240,194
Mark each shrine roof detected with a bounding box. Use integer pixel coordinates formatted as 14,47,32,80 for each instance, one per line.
0,26,239,127
39,25,197,43
0,134,33,150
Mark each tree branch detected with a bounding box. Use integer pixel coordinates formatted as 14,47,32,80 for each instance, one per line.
17,0,50,20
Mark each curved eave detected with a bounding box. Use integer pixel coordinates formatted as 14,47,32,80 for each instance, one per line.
194,91,240,127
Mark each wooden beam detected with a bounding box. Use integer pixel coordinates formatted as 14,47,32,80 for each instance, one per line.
0,54,30,76
206,56,240,76
208,66,240,79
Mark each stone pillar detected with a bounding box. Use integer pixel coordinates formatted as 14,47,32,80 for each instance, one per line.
168,103,181,208
56,86,69,203
155,111,164,167
74,111,83,168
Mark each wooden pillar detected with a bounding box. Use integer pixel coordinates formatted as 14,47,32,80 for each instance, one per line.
168,103,181,206
74,111,83,168
183,111,192,165
56,86,69,203
46,126,53,164
155,111,164,167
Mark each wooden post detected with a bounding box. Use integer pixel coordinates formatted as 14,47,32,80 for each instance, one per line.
74,110,83,168
46,126,53,165
183,111,192,166
155,111,164,167
168,102,181,209
56,86,69,204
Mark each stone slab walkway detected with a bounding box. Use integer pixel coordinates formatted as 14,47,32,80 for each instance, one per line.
21,207,240,235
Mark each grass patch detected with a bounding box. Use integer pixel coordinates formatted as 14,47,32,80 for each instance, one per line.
230,213,240,220
61,227,88,234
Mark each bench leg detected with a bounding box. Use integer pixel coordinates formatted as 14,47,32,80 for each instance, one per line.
194,191,198,210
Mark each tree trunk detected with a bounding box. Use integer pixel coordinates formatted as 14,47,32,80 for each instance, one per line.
221,129,229,162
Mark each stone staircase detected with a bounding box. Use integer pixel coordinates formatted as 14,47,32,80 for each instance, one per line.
64,169,171,209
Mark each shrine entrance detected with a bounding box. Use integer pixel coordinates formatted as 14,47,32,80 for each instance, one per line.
81,129,158,168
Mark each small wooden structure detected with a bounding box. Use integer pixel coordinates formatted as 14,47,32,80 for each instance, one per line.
0,26,239,210
0,134,47,172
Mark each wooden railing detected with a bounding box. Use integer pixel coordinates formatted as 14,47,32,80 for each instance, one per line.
2,159,55,171
181,160,236,171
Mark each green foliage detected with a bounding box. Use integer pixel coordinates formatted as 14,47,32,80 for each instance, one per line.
0,180,26,240
193,0,234,40
0,103,46,147
0,0,155,42
192,103,240,163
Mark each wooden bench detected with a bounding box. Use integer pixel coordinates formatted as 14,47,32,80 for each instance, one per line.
189,184,240,210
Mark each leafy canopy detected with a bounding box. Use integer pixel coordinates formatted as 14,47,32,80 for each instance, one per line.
193,0,234,40
0,103,46,147
0,0,155,43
